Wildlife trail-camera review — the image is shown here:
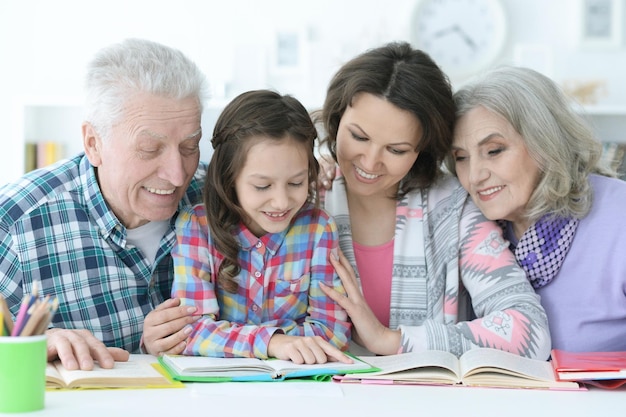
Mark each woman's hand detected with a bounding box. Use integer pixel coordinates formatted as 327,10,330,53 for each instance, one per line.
321,250,401,355
267,334,353,364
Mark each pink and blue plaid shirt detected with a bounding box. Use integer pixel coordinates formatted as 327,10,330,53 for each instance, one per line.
172,203,350,358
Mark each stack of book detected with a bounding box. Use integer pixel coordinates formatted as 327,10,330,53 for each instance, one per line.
24,141,65,173
551,349,626,389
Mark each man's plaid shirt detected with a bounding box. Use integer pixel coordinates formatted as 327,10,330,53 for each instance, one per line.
0,154,205,352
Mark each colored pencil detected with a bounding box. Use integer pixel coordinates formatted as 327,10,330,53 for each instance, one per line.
10,294,33,336
5,281,57,337
19,296,51,337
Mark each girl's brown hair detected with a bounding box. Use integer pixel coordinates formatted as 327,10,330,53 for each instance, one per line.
205,89,319,293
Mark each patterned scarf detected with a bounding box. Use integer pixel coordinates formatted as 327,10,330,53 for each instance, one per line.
502,216,579,289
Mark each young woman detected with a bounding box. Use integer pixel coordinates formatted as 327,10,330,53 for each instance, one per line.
450,66,626,352
156,90,351,364
317,42,551,360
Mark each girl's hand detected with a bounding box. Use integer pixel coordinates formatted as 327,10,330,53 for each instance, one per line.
267,334,353,364
321,250,401,355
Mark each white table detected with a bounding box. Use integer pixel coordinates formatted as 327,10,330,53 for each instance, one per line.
23,380,626,417
4,356,625,417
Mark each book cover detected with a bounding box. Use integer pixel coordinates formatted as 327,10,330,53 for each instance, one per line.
335,348,582,390
158,354,379,382
24,142,37,173
551,349,626,389
46,356,182,390
36,141,64,169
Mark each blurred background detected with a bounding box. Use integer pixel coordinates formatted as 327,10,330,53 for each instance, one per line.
1,0,625,183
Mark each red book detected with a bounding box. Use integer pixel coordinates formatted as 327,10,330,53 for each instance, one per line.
551,349,626,389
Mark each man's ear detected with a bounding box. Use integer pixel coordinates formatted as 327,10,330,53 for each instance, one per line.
82,122,102,167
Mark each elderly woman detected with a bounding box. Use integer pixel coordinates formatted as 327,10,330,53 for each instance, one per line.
450,66,626,352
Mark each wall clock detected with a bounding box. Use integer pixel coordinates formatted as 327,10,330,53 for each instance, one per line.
411,0,508,80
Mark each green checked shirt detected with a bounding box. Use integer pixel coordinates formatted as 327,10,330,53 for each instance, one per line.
0,154,206,352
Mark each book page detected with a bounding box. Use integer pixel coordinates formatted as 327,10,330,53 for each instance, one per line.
267,355,374,375
459,348,580,389
161,355,275,377
349,350,462,383
46,363,66,388
459,348,556,381
53,359,172,388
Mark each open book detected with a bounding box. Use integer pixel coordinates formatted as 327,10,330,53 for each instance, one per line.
335,348,581,390
551,349,626,389
46,355,181,389
158,353,378,382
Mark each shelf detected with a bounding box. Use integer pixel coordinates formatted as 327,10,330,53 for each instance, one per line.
18,99,232,175
5,98,626,185
581,105,626,116
578,107,626,143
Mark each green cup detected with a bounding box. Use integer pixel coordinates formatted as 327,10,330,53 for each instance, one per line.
0,335,47,413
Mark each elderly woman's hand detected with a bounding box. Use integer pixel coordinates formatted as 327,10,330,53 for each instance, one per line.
317,154,336,190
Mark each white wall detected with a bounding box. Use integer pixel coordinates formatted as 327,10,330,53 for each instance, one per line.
1,0,626,183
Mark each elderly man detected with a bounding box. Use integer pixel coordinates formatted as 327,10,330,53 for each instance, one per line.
0,38,208,370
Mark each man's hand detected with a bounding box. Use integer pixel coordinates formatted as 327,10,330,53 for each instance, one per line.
142,298,200,356
267,333,353,365
46,328,129,371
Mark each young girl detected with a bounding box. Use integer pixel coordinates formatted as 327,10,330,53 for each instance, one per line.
170,90,351,364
